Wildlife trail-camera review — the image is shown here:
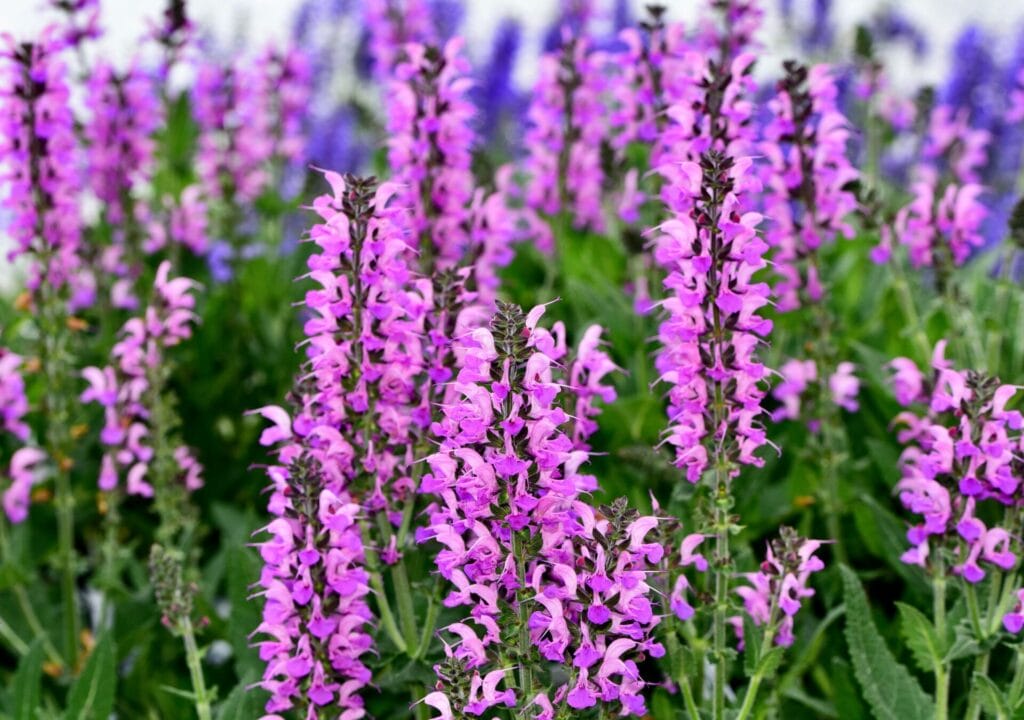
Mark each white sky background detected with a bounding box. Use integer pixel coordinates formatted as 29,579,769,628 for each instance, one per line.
0,0,1019,89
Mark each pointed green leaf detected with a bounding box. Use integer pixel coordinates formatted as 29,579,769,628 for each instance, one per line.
63,633,116,720
971,673,1009,719
226,545,262,679
756,646,786,679
840,565,932,720
216,680,256,720
895,601,943,673
13,638,45,720
742,613,763,677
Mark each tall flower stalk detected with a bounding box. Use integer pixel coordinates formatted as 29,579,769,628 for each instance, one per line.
0,28,89,669
653,148,772,719
762,60,859,561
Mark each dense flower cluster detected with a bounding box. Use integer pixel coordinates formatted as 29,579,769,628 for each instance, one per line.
386,40,475,269
762,61,858,311
0,29,92,309
653,150,771,481
732,528,827,648
253,173,421,716
888,342,1022,581
84,59,161,308
364,0,435,78
418,302,662,717
80,262,203,497
524,36,610,232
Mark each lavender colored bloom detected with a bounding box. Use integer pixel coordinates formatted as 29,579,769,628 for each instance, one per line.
47,0,101,50
475,19,522,144
363,0,435,78
0,350,30,442
386,40,516,300
524,35,612,232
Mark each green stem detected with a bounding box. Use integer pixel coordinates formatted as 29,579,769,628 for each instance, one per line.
512,528,533,698
414,587,441,660
712,474,731,720
1009,645,1024,707
360,521,407,653
0,615,28,656
54,456,78,668
965,651,991,720
180,616,212,720
890,252,933,361
0,523,63,666
933,556,949,720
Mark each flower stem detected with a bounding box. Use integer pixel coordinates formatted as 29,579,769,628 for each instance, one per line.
180,616,212,720
0,615,28,656
933,555,949,720
360,520,407,653
512,528,533,699
712,471,731,720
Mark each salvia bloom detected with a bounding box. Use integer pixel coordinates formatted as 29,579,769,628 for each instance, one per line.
771,358,860,425
364,0,435,78
47,0,101,50
80,262,203,497
0,349,41,524
193,59,272,203
0,349,30,442
418,302,663,717
84,59,161,308
524,35,611,232
653,150,772,482
732,528,827,648
887,342,1023,579
386,40,475,269
253,174,420,716
762,61,858,311
386,39,516,303
0,28,92,309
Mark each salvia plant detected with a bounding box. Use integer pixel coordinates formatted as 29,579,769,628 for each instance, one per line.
5,0,1024,719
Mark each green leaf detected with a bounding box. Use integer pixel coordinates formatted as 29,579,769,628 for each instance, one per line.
840,565,932,720
226,545,262,680
970,674,1010,719
12,638,45,720
63,633,116,720
896,601,944,673
743,613,763,677
756,646,785,679
216,681,256,720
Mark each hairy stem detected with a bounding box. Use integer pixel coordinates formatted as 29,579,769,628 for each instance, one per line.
180,616,212,720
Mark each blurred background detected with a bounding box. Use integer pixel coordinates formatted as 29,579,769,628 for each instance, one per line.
0,0,1016,88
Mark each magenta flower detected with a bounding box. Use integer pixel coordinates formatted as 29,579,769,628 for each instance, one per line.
733,529,826,648
3,447,47,524
524,35,612,232
0,349,30,442
253,174,423,716
364,0,435,79
653,151,772,482
0,27,92,310
887,344,1022,579
761,62,858,312
419,302,661,717
80,262,202,497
